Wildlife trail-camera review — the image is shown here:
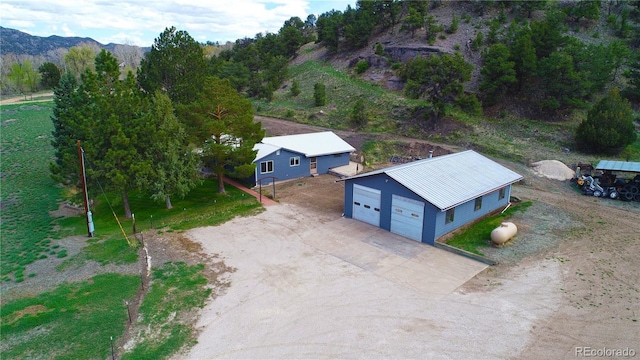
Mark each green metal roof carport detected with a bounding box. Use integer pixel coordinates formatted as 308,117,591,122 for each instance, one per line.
595,160,640,173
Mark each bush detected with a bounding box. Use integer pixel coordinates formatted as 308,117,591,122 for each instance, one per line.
374,43,385,56
446,15,459,34
355,60,370,74
456,94,482,115
290,80,300,97
576,88,637,154
350,98,368,129
313,82,326,106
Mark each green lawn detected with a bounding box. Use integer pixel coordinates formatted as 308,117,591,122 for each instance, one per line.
0,103,63,282
446,201,532,256
1,101,264,359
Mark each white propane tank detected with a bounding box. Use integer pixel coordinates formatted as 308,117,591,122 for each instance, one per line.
491,222,518,245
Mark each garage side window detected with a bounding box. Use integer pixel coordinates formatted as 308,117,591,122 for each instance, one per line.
290,156,300,166
260,160,274,174
499,187,506,200
474,197,482,211
445,208,455,224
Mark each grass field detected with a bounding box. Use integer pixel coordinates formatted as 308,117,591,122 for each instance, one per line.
0,103,64,282
0,101,264,359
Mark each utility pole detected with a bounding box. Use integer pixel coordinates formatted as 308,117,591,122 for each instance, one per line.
77,140,95,237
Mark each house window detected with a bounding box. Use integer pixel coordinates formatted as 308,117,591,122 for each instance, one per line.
474,197,482,211
333,154,342,158
445,208,455,224
499,187,506,200
260,160,274,174
290,156,300,166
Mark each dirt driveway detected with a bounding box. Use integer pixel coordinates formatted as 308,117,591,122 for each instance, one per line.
178,153,639,360
182,201,532,359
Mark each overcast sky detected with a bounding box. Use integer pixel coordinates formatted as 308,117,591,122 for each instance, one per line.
1,0,355,47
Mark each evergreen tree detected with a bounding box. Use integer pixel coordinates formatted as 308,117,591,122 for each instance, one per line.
142,91,201,209
480,44,516,106
50,71,83,186
399,53,473,126
290,79,301,97
314,82,326,106
137,26,207,105
38,62,61,89
576,88,637,154
177,77,264,193
350,98,368,129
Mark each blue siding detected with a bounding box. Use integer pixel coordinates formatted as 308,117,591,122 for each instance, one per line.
345,174,513,245
344,175,440,245
316,152,351,173
255,149,309,185
433,185,511,238
252,150,351,185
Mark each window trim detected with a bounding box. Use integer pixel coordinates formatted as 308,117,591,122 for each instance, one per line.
290,156,300,167
474,197,482,211
445,208,455,224
260,160,274,174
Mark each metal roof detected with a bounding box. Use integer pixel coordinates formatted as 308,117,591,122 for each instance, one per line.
595,160,640,173
253,143,281,161
260,131,355,157
341,150,523,211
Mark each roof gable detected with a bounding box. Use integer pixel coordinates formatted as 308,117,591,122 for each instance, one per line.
261,131,355,157
343,150,523,211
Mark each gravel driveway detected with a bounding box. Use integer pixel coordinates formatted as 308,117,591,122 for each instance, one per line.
179,203,563,359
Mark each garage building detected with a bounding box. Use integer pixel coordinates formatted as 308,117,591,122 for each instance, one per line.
340,150,523,245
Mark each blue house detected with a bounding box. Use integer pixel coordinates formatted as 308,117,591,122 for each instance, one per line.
249,131,355,186
340,150,523,245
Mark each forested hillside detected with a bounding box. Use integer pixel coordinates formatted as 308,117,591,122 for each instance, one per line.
3,0,640,158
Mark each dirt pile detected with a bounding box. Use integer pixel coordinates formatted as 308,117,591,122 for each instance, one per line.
531,160,575,181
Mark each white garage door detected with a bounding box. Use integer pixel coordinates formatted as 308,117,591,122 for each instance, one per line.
390,194,424,241
352,184,381,227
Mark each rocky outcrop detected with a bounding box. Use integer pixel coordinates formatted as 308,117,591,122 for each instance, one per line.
384,45,452,63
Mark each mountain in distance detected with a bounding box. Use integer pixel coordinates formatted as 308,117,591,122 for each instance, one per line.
0,26,137,56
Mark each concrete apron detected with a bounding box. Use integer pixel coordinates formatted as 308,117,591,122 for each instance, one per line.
300,217,488,299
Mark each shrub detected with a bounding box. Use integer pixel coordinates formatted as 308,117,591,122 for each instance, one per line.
355,60,370,74
290,80,301,97
456,94,483,115
350,98,368,129
313,82,326,106
374,43,385,56
446,15,459,34
472,32,484,51
576,88,637,154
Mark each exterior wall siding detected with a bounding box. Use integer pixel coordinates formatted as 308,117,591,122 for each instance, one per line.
345,174,514,245
317,152,350,173
344,175,440,245
251,150,351,186
255,149,309,185
433,185,512,238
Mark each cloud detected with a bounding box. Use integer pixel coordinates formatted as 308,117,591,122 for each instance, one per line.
1,0,352,46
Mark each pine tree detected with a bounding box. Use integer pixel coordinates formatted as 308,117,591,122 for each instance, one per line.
576,88,637,154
